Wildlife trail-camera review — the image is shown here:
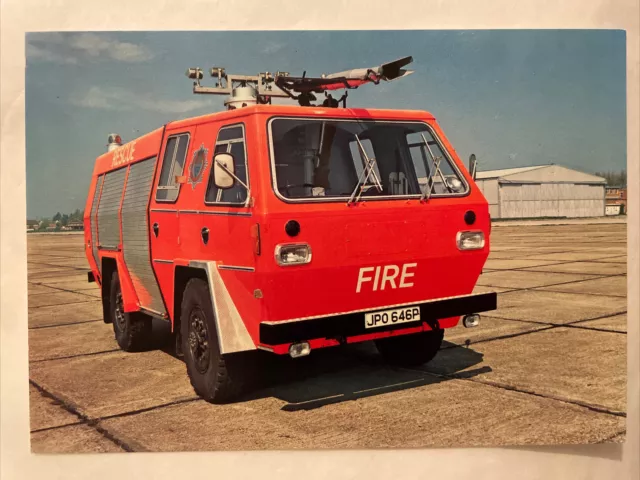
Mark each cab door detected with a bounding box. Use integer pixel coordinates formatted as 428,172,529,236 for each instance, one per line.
198,122,255,266
196,121,259,338
149,127,195,318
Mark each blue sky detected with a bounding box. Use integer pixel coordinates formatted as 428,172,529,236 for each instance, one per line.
25,30,626,219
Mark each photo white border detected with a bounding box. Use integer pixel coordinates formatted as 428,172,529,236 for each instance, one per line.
1,1,638,479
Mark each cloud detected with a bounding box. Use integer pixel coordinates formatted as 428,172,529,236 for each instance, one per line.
71,86,213,114
262,41,285,55
71,86,119,110
26,33,154,65
26,43,78,65
67,33,154,62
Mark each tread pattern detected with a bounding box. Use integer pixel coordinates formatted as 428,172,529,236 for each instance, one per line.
181,278,244,403
110,272,152,352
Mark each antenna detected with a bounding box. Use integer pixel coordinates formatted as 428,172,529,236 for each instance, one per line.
186,56,414,110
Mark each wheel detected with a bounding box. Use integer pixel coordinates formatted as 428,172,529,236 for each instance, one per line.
110,272,152,352
374,329,444,367
180,278,244,403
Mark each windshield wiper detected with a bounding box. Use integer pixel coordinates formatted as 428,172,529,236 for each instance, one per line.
419,133,452,201
347,134,383,205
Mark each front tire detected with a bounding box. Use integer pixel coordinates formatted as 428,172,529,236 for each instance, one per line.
374,329,444,367
110,272,152,352
180,278,243,403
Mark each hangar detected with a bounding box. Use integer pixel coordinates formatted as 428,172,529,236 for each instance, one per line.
475,165,606,219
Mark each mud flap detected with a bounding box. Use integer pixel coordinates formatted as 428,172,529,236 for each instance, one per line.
189,261,256,354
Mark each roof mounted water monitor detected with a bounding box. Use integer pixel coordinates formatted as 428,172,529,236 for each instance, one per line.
186,56,414,109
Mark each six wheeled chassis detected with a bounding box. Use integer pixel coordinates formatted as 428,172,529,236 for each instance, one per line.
84,104,497,403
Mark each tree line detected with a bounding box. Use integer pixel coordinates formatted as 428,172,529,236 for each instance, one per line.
32,209,84,232
594,169,627,187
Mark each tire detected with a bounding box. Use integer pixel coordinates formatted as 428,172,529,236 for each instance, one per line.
374,329,444,367
110,272,152,352
180,278,244,403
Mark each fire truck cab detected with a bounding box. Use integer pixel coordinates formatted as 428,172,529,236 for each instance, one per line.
84,57,496,402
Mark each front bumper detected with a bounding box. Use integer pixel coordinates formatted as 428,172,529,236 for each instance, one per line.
259,292,497,345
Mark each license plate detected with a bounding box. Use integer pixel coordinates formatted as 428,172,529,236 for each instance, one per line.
364,306,421,329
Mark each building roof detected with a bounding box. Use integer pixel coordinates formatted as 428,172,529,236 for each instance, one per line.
476,165,548,179
476,164,605,184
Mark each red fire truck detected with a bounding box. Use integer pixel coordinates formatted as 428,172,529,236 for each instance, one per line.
84,56,496,402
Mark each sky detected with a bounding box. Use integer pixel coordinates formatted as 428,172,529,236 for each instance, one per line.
25,30,626,219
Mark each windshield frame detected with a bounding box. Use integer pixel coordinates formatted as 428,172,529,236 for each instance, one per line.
266,115,471,204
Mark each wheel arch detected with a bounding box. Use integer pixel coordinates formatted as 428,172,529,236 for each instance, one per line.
100,257,117,324
173,265,208,334
101,253,140,323
176,261,256,355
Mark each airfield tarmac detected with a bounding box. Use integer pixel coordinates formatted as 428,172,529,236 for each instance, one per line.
27,219,627,452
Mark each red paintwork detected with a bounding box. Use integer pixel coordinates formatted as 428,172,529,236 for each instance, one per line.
268,316,460,355
91,127,165,176
84,104,491,353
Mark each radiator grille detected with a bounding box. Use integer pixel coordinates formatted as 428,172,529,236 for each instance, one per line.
121,157,165,314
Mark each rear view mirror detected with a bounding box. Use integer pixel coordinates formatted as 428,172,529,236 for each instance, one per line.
213,153,235,189
468,154,477,181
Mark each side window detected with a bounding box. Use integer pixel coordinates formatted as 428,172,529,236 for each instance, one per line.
205,125,248,204
156,133,189,202
406,130,464,195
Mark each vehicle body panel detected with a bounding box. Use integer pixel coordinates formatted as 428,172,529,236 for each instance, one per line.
83,104,493,354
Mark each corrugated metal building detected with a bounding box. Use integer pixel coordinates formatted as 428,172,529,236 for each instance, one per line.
475,165,606,219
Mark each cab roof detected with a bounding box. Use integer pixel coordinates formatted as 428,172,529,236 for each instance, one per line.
94,104,436,176
166,104,435,130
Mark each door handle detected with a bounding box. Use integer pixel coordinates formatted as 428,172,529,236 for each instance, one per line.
152,222,159,237
201,227,210,245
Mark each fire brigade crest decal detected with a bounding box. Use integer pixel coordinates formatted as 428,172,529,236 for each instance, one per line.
189,144,209,189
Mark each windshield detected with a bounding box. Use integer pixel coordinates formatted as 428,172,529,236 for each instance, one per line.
269,118,468,201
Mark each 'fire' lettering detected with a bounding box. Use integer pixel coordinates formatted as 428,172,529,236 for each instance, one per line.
356,263,417,293
380,265,400,289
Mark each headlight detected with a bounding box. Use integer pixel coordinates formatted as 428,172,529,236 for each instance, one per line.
275,243,312,266
456,231,485,250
